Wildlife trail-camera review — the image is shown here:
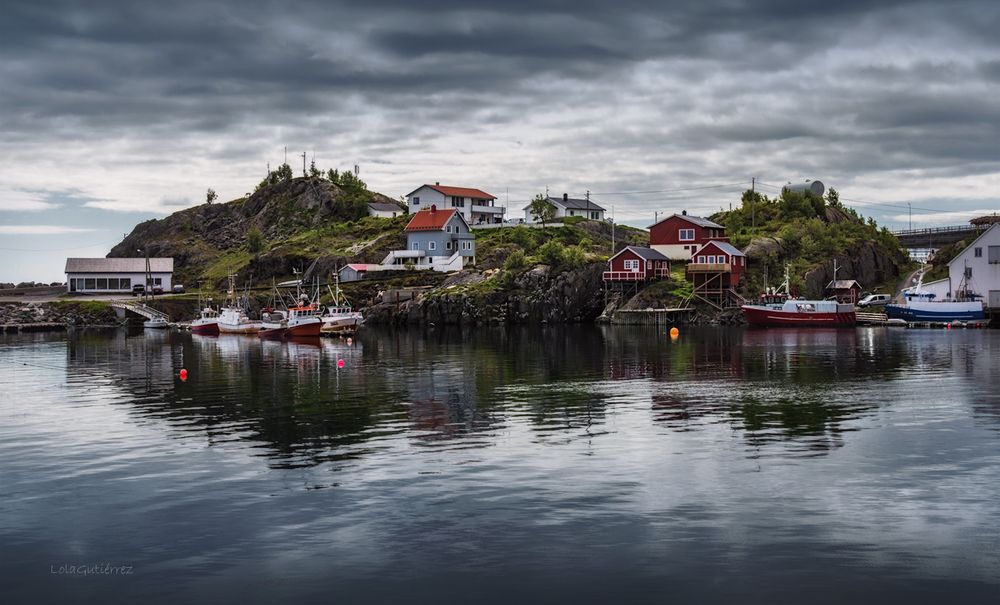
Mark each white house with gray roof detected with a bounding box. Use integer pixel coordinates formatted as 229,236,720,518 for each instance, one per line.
65,258,174,294
523,193,606,223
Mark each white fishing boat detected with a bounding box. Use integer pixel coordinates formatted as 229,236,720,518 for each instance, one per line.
217,274,262,334
887,272,985,323
320,274,363,334
143,317,169,329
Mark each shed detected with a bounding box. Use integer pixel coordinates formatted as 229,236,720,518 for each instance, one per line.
825,279,862,304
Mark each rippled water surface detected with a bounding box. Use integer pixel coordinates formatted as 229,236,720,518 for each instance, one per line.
2,326,999,603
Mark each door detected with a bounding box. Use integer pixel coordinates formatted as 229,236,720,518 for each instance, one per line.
989,290,1000,309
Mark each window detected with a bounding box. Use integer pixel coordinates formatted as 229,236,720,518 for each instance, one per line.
69,279,78,292
429,241,436,251
412,197,420,205
451,197,465,207
965,267,973,279
84,278,96,290
624,259,639,271
412,242,420,250
154,278,162,286
975,247,982,257
120,278,131,289
446,225,452,233
569,210,575,216
989,246,1000,264
96,278,108,289
446,241,452,250
591,211,599,219
679,228,695,241
698,255,706,263
719,255,727,264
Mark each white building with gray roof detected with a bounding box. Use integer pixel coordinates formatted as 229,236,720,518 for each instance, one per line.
65,257,174,294
523,193,606,223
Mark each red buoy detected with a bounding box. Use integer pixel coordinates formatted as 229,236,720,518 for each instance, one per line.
179,368,188,381
337,359,345,369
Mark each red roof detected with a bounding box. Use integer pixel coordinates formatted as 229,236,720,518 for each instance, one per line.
404,207,460,231
345,264,369,271
408,184,496,200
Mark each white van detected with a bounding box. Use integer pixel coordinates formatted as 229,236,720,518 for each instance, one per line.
858,293,891,308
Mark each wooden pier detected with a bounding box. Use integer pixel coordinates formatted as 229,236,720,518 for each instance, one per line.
610,308,694,325
1,323,66,333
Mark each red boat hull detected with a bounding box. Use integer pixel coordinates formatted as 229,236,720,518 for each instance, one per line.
285,321,322,338
742,305,856,327
191,321,219,335
258,326,288,339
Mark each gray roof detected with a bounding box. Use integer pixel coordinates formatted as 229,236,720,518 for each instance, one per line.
546,196,607,212
368,202,405,212
827,280,861,289
701,240,745,257
65,258,174,273
615,246,670,262
649,214,725,229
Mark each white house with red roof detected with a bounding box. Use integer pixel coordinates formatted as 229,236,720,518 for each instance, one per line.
405,182,505,226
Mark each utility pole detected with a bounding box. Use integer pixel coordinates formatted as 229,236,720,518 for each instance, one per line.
611,204,616,254
284,146,287,165
301,152,307,177
908,202,912,231
751,177,756,230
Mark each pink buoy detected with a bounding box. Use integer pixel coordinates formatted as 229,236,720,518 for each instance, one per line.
346,337,353,346
179,368,188,381
337,359,345,368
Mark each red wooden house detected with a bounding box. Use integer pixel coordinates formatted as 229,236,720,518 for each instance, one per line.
687,240,747,308
825,280,862,304
604,246,671,282
649,211,728,260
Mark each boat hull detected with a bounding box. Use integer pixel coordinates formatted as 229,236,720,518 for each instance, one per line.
285,320,322,338
742,305,856,327
218,322,262,334
191,320,219,335
143,319,169,329
885,302,985,323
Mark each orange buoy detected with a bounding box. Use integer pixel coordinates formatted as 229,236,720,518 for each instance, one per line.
669,327,679,338
179,368,188,381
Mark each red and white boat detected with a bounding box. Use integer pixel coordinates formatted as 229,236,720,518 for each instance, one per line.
740,266,856,327
257,278,323,340
218,275,262,334
742,297,856,327
191,306,220,335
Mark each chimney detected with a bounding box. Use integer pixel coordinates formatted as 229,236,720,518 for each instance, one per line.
430,204,437,212
563,193,568,202
435,181,440,186
682,209,687,215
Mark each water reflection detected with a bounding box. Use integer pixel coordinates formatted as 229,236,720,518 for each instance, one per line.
49,326,1000,467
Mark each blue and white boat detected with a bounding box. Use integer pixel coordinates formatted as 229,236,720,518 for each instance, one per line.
885,287,985,324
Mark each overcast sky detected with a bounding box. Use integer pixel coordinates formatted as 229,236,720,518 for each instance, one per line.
2,0,1000,282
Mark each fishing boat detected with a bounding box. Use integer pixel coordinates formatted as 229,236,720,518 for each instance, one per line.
218,274,262,334
257,277,322,339
740,265,856,327
191,290,220,335
143,317,169,329
885,273,985,323
320,274,364,335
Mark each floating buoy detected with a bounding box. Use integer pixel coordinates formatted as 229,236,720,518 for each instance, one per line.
669,327,679,338
179,368,188,381
337,359,345,369
346,337,353,346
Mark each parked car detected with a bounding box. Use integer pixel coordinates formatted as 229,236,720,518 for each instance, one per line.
132,284,146,296
172,284,185,294
151,286,164,295
858,293,891,308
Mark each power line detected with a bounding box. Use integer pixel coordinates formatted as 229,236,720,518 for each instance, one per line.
0,239,123,252
582,181,751,197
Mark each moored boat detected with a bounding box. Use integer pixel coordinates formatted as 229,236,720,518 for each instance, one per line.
320,275,363,335
191,307,220,335
218,274,262,334
885,294,985,323
742,299,856,327
143,317,169,329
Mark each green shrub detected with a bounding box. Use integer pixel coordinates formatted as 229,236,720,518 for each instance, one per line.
538,240,565,266
504,249,528,270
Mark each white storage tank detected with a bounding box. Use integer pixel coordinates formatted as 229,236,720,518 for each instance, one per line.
783,180,825,197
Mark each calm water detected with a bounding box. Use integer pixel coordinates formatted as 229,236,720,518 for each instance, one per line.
1,326,999,603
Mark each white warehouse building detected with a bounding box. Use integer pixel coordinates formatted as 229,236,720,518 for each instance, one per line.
65,258,174,294
906,223,1000,308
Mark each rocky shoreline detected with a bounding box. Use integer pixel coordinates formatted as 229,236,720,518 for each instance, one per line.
0,302,121,331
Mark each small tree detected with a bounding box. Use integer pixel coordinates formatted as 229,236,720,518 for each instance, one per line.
327,168,339,184
247,226,265,255
538,240,565,266
504,248,528,270
309,160,322,178
206,188,217,204
528,194,556,225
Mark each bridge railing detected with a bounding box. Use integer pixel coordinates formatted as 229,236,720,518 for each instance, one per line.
892,225,984,237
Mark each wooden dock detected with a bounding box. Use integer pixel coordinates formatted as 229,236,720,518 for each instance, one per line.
1,323,66,333
610,308,694,325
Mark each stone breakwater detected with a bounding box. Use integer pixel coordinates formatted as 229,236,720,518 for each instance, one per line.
0,302,120,330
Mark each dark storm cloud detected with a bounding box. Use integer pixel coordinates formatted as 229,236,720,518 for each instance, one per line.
1,0,999,220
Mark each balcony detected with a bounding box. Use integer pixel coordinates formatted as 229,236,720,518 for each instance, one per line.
687,263,731,273
603,271,646,281
471,204,505,214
